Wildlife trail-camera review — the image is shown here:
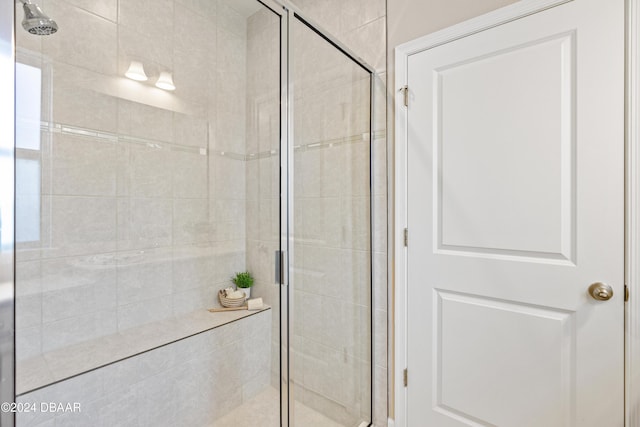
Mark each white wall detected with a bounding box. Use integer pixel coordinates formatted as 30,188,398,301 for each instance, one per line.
388,0,516,50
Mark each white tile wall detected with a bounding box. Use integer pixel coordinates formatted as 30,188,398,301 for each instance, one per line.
50,63,119,133
119,0,175,44
63,0,118,23
42,1,118,75
117,100,174,143
16,0,249,359
51,134,117,197
116,198,173,250
117,145,174,198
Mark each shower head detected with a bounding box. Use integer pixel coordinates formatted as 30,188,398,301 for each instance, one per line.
19,0,58,36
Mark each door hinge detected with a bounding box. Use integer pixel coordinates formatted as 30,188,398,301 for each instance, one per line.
402,85,409,107
403,368,408,387
404,228,408,247
626,285,630,302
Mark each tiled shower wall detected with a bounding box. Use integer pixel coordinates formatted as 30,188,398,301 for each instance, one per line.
15,0,248,364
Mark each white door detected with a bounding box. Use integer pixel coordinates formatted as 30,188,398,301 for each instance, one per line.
403,0,625,426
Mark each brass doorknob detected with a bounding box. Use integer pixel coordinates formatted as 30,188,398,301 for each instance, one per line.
588,282,614,301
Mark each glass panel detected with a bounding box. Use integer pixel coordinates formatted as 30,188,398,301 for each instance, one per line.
13,1,283,425
0,1,15,425
243,5,283,427
290,16,372,427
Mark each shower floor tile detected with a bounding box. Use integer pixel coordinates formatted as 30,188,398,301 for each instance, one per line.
211,386,344,427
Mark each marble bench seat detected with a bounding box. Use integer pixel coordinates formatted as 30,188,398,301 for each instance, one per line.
17,306,271,395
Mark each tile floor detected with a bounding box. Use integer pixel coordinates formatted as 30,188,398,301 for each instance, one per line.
212,386,345,427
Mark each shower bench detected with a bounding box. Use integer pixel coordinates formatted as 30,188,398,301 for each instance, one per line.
15,306,272,427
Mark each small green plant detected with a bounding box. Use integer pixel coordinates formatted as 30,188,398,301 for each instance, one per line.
232,271,254,289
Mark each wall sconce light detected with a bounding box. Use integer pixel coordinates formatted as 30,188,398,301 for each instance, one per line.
125,61,148,81
155,71,175,91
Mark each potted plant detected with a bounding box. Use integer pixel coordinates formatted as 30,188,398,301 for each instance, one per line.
232,271,254,299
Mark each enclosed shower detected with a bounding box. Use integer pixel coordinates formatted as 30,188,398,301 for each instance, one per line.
0,0,376,426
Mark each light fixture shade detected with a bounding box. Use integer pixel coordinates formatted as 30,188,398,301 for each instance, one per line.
125,61,148,81
156,71,175,91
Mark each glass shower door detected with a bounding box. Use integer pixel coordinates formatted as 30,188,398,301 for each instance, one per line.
12,0,287,426
244,2,284,427
287,14,373,427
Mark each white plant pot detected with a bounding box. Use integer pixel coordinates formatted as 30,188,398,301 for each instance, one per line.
239,287,251,300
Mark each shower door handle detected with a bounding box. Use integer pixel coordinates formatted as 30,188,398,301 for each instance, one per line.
275,250,286,285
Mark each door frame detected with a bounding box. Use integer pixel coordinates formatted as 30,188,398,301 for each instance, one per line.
625,0,640,425
393,0,639,425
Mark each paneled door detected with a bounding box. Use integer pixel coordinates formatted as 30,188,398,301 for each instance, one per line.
402,0,625,425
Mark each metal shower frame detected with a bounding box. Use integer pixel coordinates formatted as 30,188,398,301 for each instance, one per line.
256,1,377,425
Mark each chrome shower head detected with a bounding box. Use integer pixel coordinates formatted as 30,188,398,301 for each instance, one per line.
20,0,58,36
